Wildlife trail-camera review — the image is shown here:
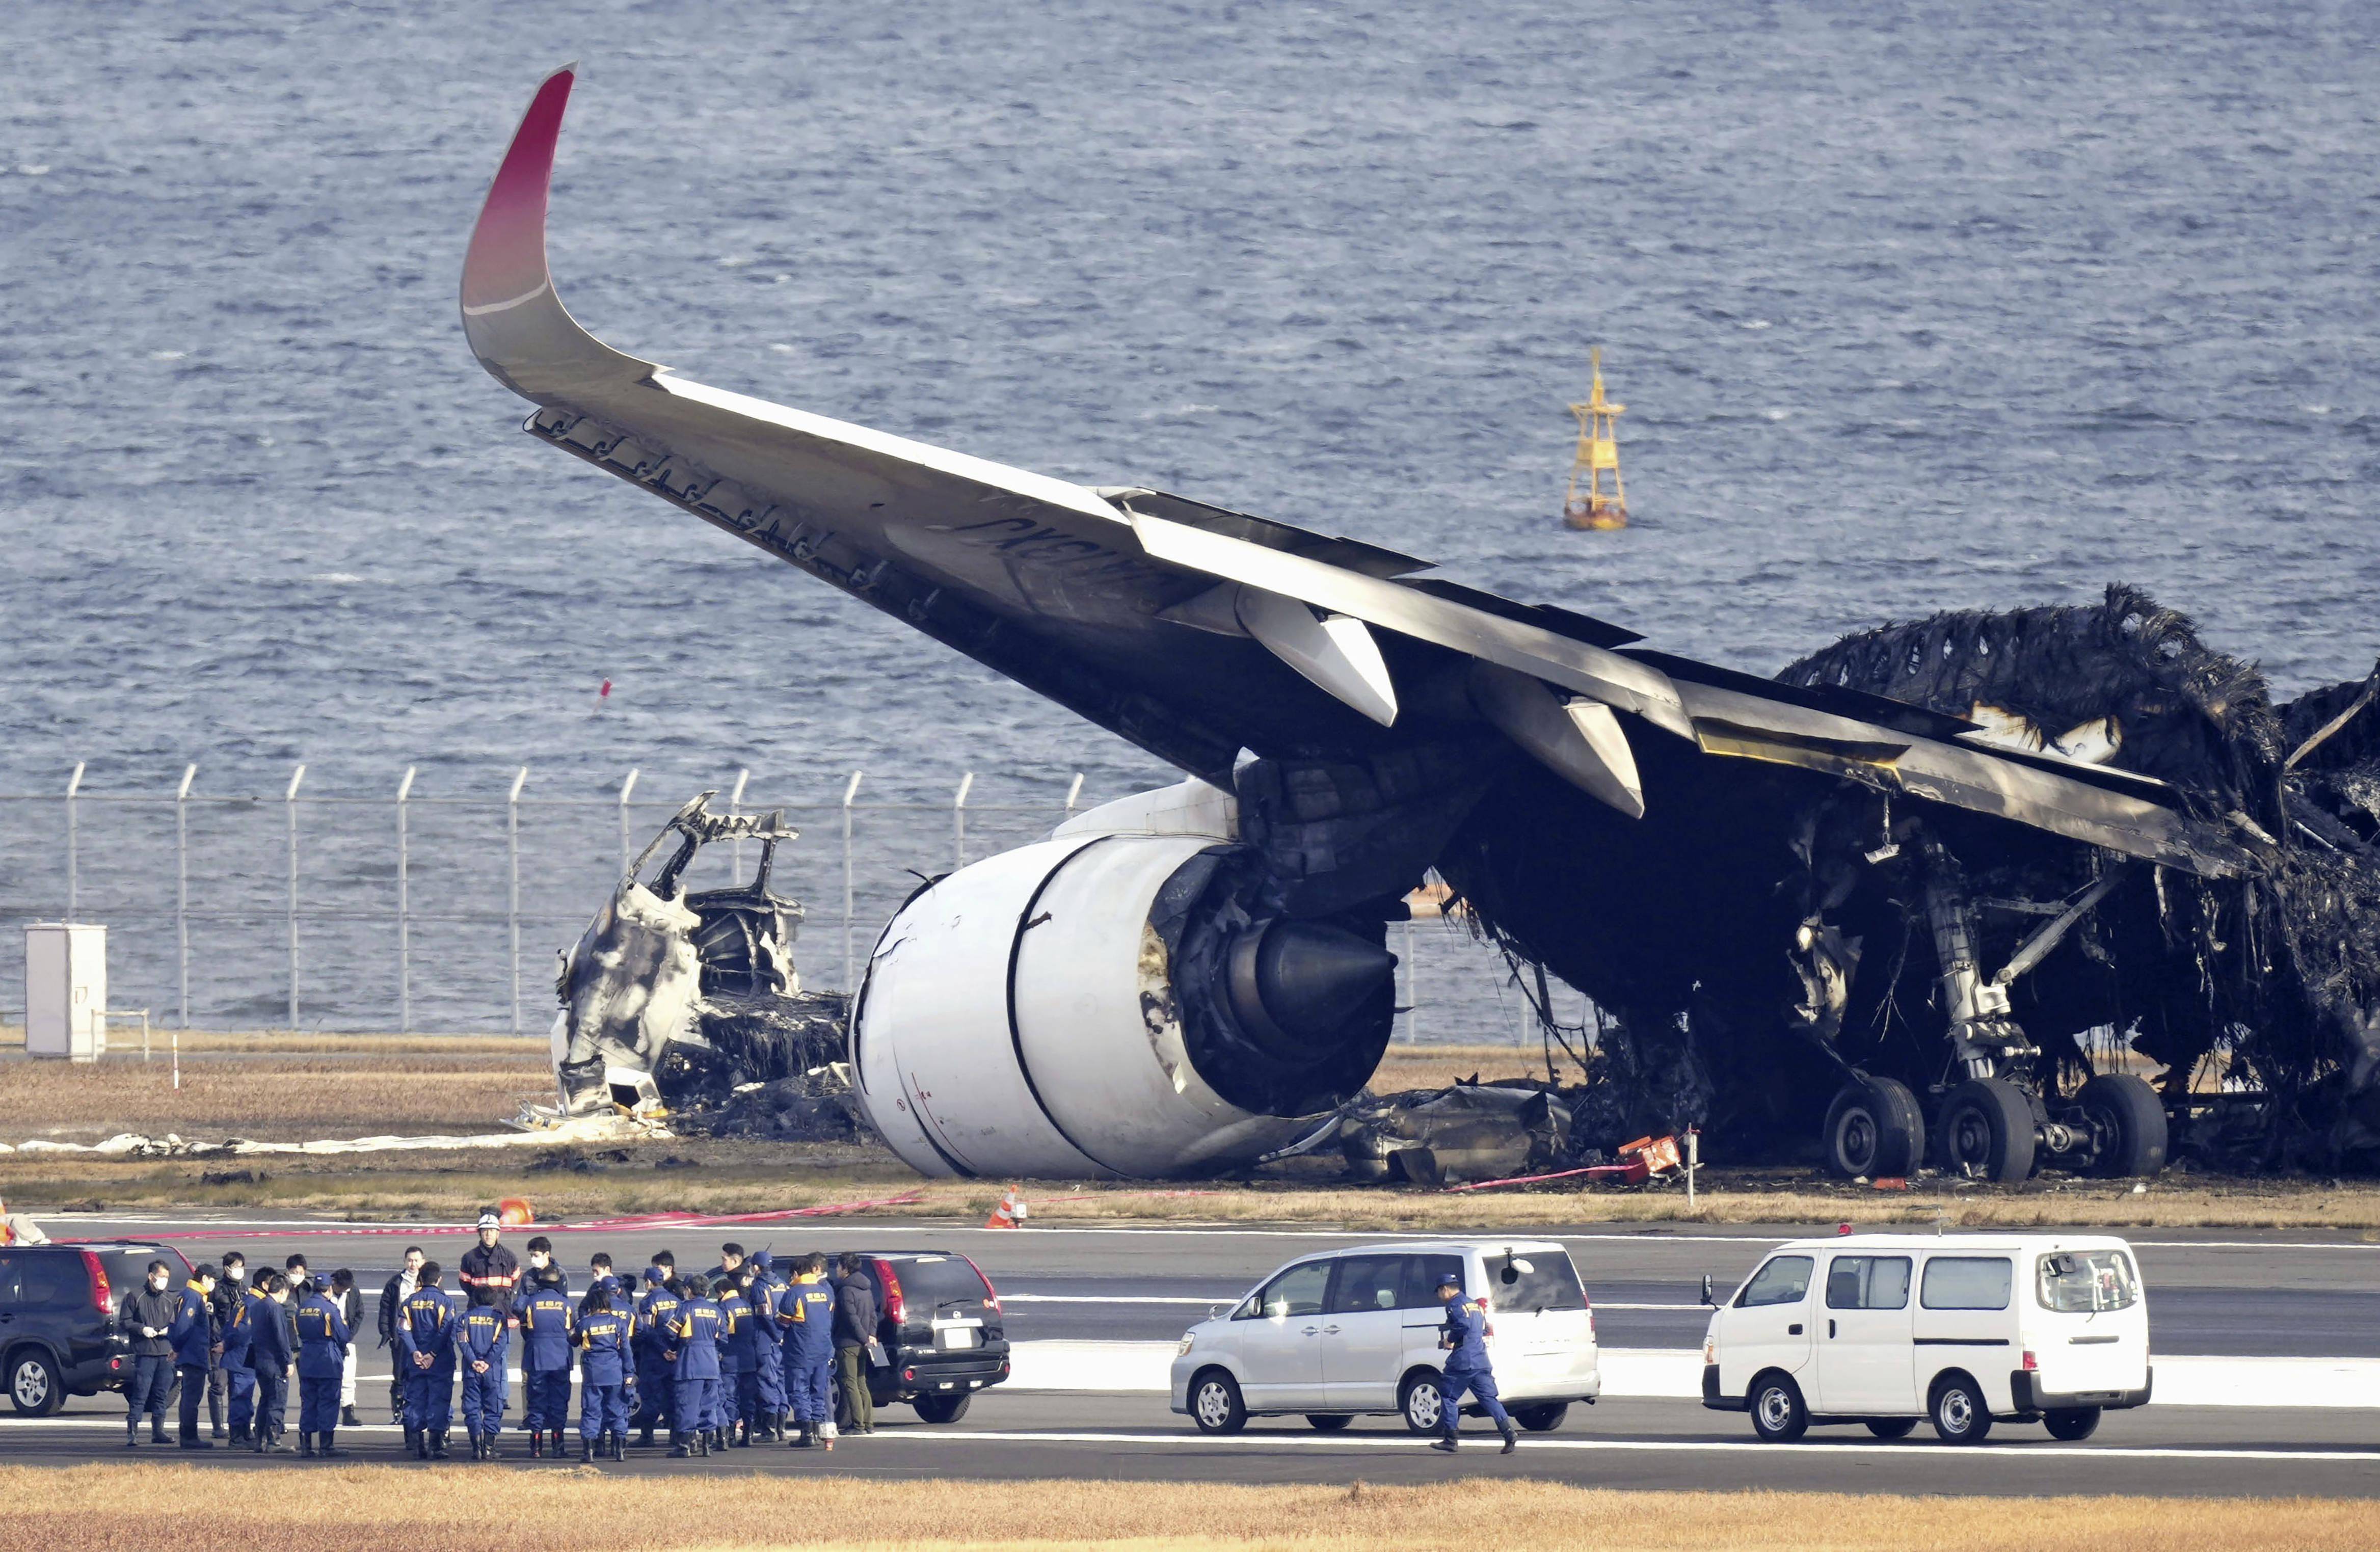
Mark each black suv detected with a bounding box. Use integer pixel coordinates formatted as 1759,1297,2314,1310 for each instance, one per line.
2,1242,193,1415
831,1250,1009,1425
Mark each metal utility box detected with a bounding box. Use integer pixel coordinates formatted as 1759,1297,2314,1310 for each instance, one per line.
25,923,106,1062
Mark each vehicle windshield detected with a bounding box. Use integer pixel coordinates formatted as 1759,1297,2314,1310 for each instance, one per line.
891,1255,993,1310
1486,1248,1585,1313
2036,1250,2138,1313
1736,1255,1813,1307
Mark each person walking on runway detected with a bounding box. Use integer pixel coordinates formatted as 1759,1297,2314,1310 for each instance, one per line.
1430,1270,1518,1455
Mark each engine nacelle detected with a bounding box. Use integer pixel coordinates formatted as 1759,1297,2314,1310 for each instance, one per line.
852,827,1395,1179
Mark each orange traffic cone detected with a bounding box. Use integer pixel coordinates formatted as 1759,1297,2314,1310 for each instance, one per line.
983,1187,1028,1229
497,1196,535,1227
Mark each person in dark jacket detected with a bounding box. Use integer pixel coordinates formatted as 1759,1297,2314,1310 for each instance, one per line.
456,1286,511,1460
283,1253,311,1300
169,1264,222,1449
714,1273,751,1449
573,1284,633,1462
832,1254,877,1436
746,1253,788,1440
122,1261,180,1447
663,1272,723,1459
294,1280,353,1458
378,1245,425,1424
779,1253,837,1449
1431,1270,1517,1455
630,1263,681,1446
329,1269,365,1427
219,1266,257,1446
520,1235,567,1296
204,1251,246,1439
396,1261,458,1459
247,1272,296,1454
519,1268,575,1457
459,1210,522,1315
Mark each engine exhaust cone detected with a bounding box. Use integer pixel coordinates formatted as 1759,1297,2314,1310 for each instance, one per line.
1227,920,1397,1051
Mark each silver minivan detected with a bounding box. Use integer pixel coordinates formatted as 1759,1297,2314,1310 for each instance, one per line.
1169,1239,1601,1434
1702,1232,2152,1443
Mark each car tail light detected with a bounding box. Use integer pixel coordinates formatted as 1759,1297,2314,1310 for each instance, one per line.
82,1251,113,1317
2021,1349,2039,1372
901,1367,916,1382
872,1258,905,1326
961,1253,1001,1314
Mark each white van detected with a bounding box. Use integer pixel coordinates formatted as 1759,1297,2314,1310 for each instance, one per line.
1169,1240,1601,1435
1702,1233,2151,1443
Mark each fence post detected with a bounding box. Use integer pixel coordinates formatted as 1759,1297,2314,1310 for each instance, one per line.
175,764,196,1029
65,761,84,919
1064,772,1084,817
507,766,528,1036
396,767,415,1033
841,770,862,992
952,771,974,873
284,763,306,1029
617,768,639,877
728,767,750,884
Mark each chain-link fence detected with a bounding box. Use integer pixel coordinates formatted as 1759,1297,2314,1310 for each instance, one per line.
0,764,1555,1044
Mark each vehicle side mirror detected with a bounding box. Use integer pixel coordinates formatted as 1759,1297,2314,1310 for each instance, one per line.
1700,1274,1716,1307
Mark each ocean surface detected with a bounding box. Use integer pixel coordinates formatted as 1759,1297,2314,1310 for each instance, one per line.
2,1,2375,1033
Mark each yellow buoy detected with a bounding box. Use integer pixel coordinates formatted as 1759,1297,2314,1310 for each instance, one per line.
1563,347,1627,531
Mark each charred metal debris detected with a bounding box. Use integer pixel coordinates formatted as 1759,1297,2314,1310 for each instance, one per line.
547,793,860,1142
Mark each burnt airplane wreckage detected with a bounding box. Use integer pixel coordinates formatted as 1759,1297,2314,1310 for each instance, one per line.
473,68,2379,1183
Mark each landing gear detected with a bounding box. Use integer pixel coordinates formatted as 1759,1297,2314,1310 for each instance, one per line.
2077,1073,2168,1178
1937,1077,2037,1183
1822,1076,1926,1178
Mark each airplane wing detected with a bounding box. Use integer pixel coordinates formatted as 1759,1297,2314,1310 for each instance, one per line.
461,69,2247,878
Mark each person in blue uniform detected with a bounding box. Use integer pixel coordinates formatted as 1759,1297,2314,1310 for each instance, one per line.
294,1279,353,1458
456,1286,511,1460
631,1266,682,1447
246,1273,296,1454
221,1271,262,1447
778,1253,838,1450
714,1274,751,1449
734,1264,784,1442
663,1272,723,1459
168,1263,222,1449
1431,1270,1517,1455
573,1285,633,1462
519,1268,575,1458
396,1261,458,1460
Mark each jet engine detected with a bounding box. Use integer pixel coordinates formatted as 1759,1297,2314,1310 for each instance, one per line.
851,792,1398,1179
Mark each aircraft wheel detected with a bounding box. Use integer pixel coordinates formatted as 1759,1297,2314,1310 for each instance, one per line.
1938,1078,2037,1183
2078,1074,2168,1178
1823,1076,1926,1178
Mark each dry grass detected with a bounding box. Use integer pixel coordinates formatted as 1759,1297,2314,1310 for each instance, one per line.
0,1054,553,1141
0,1468,2366,1550
0,1026,545,1057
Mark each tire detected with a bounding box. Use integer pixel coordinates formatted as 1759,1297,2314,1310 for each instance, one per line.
1823,1076,1926,1178
2043,1406,2101,1441
2078,1073,2168,1178
1747,1372,1808,1443
1512,1402,1569,1433
1399,1372,1446,1435
1929,1373,1993,1444
912,1393,971,1425
1937,1077,2038,1183
1189,1370,1247,1435
1864,1418,1918,1439
1304,1413,1353,1432
7,1349,62,1418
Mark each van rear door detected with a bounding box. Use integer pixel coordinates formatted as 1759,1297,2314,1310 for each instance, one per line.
2029,1248,2148,1396
1479,1246,1594,1396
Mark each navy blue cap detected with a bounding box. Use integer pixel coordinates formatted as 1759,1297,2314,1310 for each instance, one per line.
1435,1271,1462,1289
644,1266,664,1284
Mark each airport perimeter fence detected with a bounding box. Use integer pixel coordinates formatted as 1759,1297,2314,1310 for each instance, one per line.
0,763,1564,1047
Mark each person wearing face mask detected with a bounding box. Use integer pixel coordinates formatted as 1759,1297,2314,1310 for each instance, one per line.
379,1245,426,1425
218,1260,257,1447
122,1261,181,1447
330,1269,365,1427
205,1252,247,1440
247,1272,296,1454
169,1264,222,1449
283,1254,311,1300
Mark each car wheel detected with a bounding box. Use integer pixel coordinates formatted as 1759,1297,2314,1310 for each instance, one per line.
1864,1418,1918,1440
1748,1373,1807,1443
1937,1077,2038,1183
912,1393,971,1425
1189,1371,1247,1435
1930,1374,1994,1444
1304,1413,1353,1432
1399,1372,1446,1434
1511,1403,1569,1433
2043,1406,2101,1441
8,1349,62,1418
2078,1074,2168,1178
1823,1077,1926,1179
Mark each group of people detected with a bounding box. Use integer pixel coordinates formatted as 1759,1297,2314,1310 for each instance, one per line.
121,1250,365,1457
127,1211,889,1463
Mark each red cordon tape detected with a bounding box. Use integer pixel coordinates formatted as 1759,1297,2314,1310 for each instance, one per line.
57,1190,929,1243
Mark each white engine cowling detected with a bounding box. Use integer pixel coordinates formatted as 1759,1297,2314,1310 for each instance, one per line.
852,829,1394,1179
